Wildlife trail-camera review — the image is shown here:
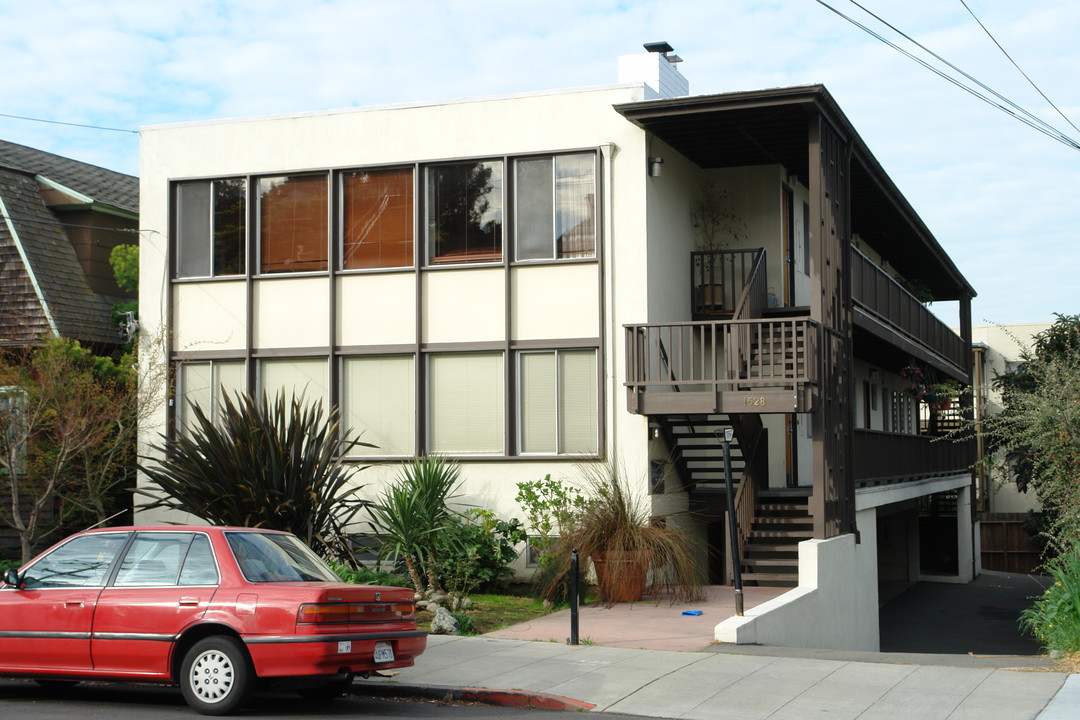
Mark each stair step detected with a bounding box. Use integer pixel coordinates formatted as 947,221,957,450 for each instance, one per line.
747,529,813,539
753,516,813,525
743,543,801,554
741,572,799,583
743,558,798,567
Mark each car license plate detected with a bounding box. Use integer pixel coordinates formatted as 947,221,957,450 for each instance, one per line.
374,641,394,663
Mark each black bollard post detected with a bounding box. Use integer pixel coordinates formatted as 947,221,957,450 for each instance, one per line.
568,548,579,645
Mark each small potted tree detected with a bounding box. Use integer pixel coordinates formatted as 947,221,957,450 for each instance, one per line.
541,463,703,606
691,183,748,313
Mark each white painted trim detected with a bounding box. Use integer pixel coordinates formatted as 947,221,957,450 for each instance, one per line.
855,473,972,511
0,194,59,337
34,174,94,205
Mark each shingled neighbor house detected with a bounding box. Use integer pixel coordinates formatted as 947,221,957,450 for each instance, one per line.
138,46,977,650
0,139,138,351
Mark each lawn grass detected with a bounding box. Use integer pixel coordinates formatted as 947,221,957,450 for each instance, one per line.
416,592,560,635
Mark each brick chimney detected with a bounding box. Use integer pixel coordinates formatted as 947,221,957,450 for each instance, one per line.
618,41,689,99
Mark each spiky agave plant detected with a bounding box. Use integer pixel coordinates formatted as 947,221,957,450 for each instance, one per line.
542,462,704,607
139,390,370,561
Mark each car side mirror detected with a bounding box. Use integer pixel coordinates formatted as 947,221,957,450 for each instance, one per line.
3,568,23,589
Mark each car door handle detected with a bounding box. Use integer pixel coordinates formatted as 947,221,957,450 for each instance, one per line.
64,600,84,608
179,597,201,607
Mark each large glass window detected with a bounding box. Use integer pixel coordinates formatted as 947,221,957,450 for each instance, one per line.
342,355,415,456
518,349,597,454
341,168,414,269
428,353,503,454
259,175,328,273
24,532,131,588
260,357,329,409
176,179,246,277
427,161,503,265
178,360,246,436
515,154,596,260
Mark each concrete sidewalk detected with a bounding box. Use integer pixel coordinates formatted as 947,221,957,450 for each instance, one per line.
357,635,1073,719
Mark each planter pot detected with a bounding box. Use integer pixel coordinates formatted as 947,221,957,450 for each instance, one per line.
591,550,648,603
695,283,724,313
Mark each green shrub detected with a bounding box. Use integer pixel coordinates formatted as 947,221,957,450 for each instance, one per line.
451,611,478,635
1021,543,1080,654
328,561,413,589
436,508,526,596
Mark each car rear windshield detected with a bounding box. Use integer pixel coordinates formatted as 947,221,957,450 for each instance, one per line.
225,531,340,583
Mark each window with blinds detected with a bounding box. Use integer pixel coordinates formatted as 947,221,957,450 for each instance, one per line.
178,360,246,435
342,355,415,456
518,349,597,455
259,358,328,409
428,353,504,454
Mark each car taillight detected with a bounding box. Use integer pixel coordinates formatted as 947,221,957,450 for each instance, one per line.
297,602,416,624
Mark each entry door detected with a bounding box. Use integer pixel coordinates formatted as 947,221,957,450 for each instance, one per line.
92,532,218,676
0,532,130,671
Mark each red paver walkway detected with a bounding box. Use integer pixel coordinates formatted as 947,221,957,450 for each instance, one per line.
484,585,788,651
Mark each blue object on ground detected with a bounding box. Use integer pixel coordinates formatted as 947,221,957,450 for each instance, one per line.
682,610,703,616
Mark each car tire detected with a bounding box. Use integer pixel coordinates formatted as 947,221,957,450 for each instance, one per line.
180,636,254,716
297,675,353,701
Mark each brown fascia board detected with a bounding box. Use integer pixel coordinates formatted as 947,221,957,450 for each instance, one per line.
614,84,976,300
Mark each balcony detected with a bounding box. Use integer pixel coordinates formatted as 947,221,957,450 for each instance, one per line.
853,429,974,488
851,248,967,374
624,318,819,415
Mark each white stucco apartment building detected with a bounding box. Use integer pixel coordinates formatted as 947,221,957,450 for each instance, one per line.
139,47,979,651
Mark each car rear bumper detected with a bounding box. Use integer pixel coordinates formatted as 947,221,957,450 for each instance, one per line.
244,630,427,677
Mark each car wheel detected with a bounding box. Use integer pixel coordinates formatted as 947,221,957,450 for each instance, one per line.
180,636,254,716
297,675,353,701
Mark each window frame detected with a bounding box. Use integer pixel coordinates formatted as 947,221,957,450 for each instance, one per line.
338,165,416,271
424,159,505,267
515,347,599,456
513,152,598,262
256,172,331,275
174,177,248,279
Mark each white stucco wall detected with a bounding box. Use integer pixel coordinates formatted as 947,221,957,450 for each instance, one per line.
715,508,880,651
138,82,660,536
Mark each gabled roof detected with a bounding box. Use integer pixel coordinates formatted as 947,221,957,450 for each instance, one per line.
0,139,137,215
0,168,123,346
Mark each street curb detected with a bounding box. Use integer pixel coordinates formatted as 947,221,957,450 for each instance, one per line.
351,681,596,711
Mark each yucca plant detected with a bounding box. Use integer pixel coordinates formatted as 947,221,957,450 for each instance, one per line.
139,390,369,561
542,462,704,607
367,455,465,596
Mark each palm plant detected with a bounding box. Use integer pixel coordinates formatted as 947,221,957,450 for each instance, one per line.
367,455,465,596
139,390,369,561
542,462,704,606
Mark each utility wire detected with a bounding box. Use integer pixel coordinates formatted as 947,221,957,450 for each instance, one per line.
844,0,1076,145
0,111,136,134
815,0,1080,150
959,0,1080,136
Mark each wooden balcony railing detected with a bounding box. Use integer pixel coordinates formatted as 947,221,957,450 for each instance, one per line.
852,428,974,488
850,248,967,371
691,249,765,316
624,318,819,415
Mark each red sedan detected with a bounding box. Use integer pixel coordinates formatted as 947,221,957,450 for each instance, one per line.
0,526,426,715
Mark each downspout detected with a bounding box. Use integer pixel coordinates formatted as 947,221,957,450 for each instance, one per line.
0,195,60,337
601,143,618,459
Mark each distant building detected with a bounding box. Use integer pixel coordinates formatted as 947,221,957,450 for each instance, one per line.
0,139,138,352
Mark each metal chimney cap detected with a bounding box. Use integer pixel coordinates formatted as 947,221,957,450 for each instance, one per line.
643,41,674,54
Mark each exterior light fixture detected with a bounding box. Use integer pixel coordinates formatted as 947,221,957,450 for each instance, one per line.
648,157,664,177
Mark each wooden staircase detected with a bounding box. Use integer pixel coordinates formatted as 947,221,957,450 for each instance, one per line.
741,490,812,587
658,414,809,589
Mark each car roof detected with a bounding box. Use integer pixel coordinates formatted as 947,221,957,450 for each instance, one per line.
80,526,291,535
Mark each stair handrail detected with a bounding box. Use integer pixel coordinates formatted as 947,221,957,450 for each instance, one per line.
729,415,765,571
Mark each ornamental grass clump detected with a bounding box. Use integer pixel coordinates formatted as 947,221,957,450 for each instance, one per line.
541,462,703,607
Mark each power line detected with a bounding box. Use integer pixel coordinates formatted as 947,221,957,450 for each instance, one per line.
844,0,1076,145
0,111,137,134
959,0,1080,137
815,0,1080,151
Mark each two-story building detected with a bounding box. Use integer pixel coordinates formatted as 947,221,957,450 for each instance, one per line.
138,46,976,651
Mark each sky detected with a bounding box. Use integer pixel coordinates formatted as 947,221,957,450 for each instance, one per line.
1,0,1076,327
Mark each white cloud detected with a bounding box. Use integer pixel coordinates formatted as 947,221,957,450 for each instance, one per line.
0,0,1075,322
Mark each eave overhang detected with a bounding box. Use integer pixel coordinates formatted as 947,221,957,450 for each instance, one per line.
614,85,976,302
